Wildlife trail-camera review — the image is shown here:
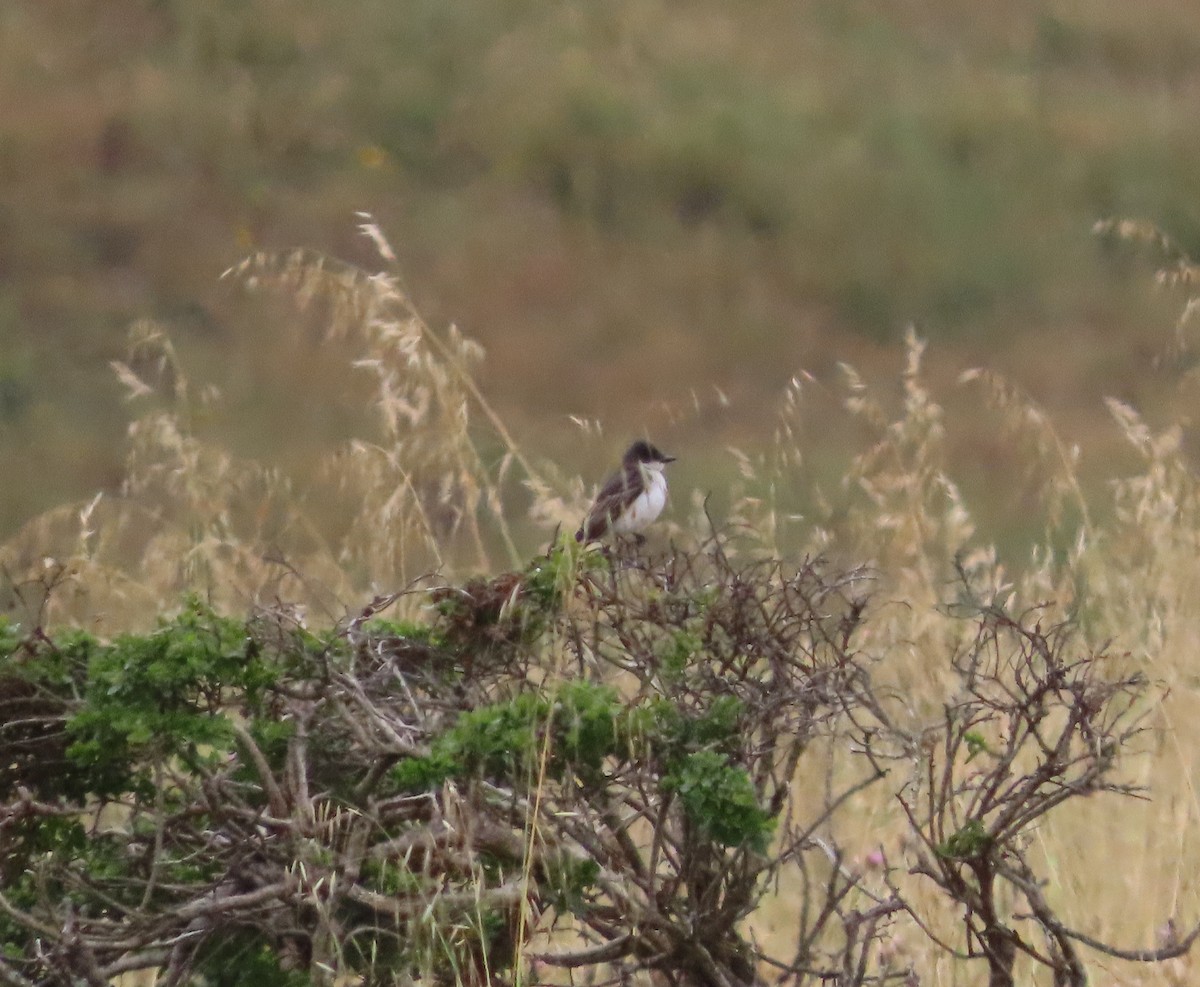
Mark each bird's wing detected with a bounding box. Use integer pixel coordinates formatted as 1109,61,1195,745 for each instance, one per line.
578,467,639,540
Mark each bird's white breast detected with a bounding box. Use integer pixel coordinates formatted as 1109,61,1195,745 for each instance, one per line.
612,468,667,533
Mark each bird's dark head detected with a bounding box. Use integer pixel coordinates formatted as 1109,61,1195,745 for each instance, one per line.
623,440,676,467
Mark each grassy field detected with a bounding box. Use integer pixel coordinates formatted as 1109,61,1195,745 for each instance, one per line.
4,0,1200,543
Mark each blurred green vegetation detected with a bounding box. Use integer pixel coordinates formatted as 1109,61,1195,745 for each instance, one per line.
3,0,1200,540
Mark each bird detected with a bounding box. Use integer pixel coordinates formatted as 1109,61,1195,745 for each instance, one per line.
576,440,676,543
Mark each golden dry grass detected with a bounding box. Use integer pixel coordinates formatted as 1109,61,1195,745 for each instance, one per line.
5,224,1200,984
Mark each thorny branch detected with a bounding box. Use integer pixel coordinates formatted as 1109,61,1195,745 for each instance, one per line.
0,542,1191,987
874,581,1198,987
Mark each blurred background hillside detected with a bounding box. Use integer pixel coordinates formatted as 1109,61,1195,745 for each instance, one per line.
4,0,1200,544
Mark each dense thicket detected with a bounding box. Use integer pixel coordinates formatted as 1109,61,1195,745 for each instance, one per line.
0,538,1186,987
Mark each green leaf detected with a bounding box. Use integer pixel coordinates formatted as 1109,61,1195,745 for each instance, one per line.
664,750,775,851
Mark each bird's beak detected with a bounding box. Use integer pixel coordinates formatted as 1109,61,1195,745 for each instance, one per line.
663,454,677,464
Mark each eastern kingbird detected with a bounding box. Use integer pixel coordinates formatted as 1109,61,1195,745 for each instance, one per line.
576,440,676,543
